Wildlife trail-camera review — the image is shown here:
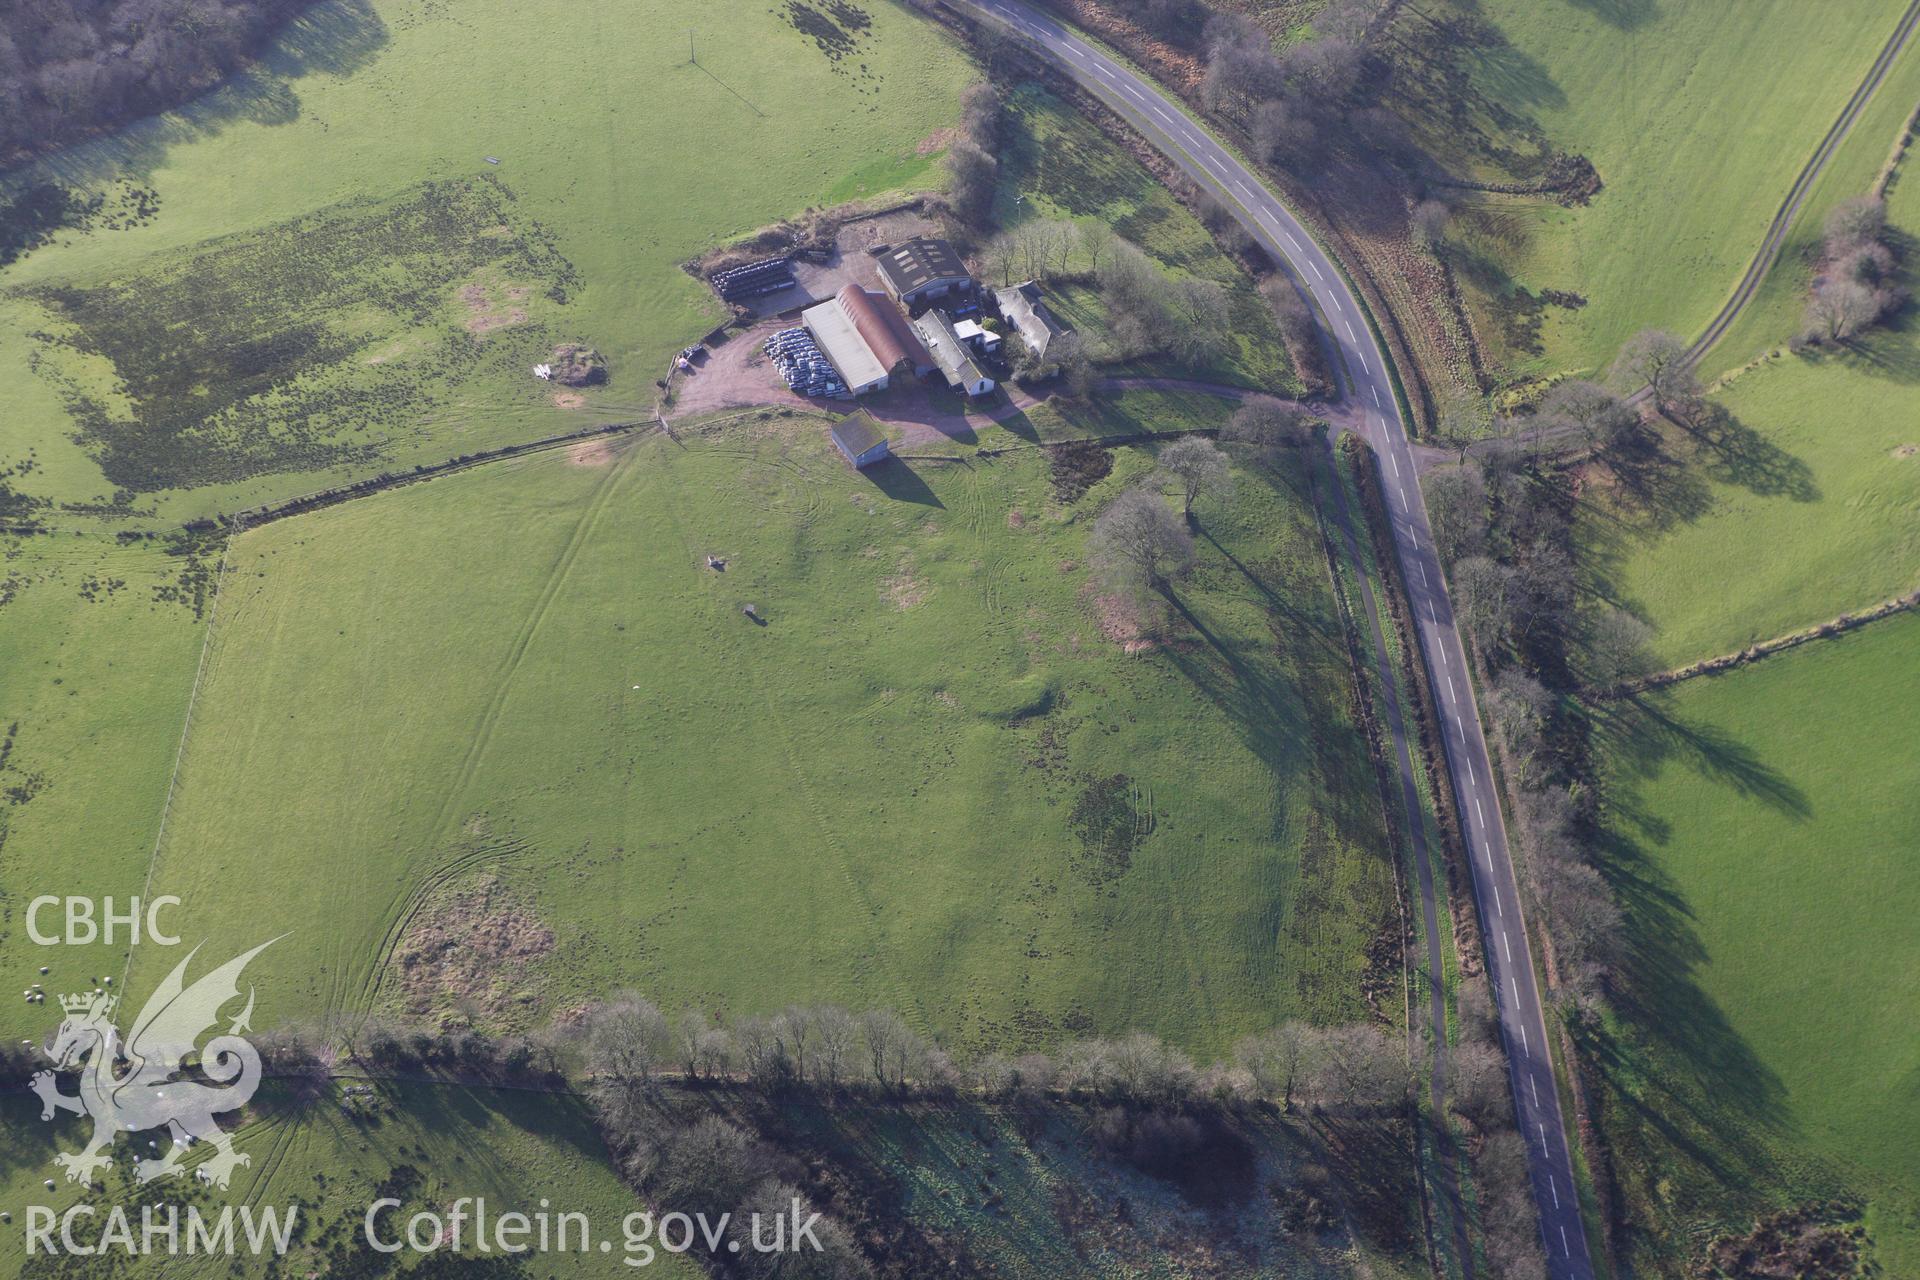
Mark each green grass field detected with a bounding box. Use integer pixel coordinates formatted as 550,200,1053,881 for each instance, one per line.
1577,110,1920,667
993,85,1299,394
0,0,974,524
1426,0,1917,381
115,403,1394,1059
0,1082,698,1278
0,535,210,989
1589,610,1920,1275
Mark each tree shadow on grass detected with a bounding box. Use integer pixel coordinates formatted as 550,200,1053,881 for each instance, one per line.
1570,688,1811,1214
1672,402,1818,504
19,0,390,190
1562,0,1662,31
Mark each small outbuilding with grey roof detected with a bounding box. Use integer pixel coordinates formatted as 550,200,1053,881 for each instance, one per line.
876,237,973,309
829,410,891,469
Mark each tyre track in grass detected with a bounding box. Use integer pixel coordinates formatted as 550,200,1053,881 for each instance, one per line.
353,451,634,1019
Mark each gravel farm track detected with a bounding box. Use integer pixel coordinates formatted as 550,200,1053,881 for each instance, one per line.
1683,0,1920,368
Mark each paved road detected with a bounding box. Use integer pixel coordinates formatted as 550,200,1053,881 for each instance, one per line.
957,2,1597,1274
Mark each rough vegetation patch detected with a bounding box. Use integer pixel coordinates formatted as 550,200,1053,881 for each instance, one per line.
17,174,579,492
393,872,554,1024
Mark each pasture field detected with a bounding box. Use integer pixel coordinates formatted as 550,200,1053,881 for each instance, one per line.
0,535,210,1000
1588,610,1920,1276
992,85,1299,394
0,0,974,524
1694,47,1920,379
0,1082,698,1278
1578,127,1920,667
128,402,1398,1058
1422,0,1916,380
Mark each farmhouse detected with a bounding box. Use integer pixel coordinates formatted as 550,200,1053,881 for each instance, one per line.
994,281,1069,361
876,237,972,309
912,309,996,398
829,409,891,469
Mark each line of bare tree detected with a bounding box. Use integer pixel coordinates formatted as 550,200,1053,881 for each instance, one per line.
945,80,1005,226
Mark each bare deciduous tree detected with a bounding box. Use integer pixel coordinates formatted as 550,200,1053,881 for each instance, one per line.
1582,604,1654,686
1823,195,1886,250
1221,396,1314,459
857,1008,924,1091
1235,1021,1316,1110
814,1005,858,1091
1450,555,1517,654
1611,328,1698,416
1540,379,1637,454
1409,198,1450,252
1079,219,1117,275
1090,488,1197,595
1421,464,1487,565
1309,1024,1406,1111
1155,435,1233,518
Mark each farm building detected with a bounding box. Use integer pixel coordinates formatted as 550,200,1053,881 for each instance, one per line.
912,309,996,398
836,285,934,377
829,410,891,469
994,281,1069,360
953,318,1001,353
799,286,934,396
801,296,890,395
876,237,972,309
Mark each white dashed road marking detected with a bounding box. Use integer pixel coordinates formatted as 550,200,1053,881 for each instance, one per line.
1532,1074,1542,1108
1550,1175,1560,1209
1502,930,1513,965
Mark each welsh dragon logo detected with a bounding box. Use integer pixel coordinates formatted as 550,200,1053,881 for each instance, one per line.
31,939,277,1190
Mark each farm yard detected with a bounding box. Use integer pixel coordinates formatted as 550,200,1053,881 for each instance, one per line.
0,0,976,523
